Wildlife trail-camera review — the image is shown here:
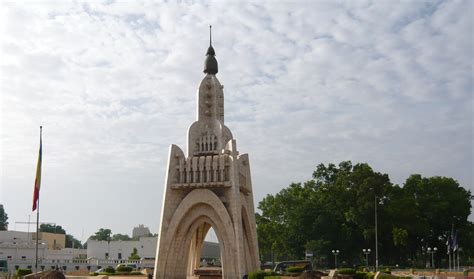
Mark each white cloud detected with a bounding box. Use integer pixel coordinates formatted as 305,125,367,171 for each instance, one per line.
1,0,472,238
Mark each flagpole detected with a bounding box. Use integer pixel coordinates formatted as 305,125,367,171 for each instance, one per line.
453,250,456,272
457,249,460,272
35,126,42,277
448,251,451,272
35,191,40,275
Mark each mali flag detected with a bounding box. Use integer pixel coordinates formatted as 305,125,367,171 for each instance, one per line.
32,127,42,211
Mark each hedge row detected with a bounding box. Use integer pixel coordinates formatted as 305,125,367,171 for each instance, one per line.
17,268,33,277
116,266,133,272
354,271,375,279
287,266,305,273
248,270,278,279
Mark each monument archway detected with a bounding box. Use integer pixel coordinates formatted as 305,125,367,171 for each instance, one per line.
154,30,260,279
159,189,236,277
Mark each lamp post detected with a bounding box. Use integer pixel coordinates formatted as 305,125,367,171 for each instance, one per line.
374,195,379,272
457,247,462,271
363,249,371,269
332,250,340,269
427,247,437,268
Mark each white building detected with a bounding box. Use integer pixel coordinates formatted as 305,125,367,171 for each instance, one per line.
87,236,157,260
0,231,47,261
46,248,87,262
0,231,90,273
0,229,220,274
0,231,47,273
86,236,219,261
0,231,31,242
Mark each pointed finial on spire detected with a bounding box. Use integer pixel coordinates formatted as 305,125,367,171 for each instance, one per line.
210,25,212,46
204,25,218,74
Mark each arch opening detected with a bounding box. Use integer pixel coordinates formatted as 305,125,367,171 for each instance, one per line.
187,225,222,279
158,190,237,279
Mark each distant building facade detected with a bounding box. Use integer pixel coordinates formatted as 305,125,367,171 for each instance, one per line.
32,232,66,250
86,236,219,260
0,227,219,274
132,225,151,239
0,231,48,272
87,236,157,260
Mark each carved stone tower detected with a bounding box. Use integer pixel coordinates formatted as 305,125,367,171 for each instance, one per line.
154,28,260,279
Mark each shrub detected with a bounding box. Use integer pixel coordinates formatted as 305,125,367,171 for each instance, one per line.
383,268,391,274
338,268,356,275
116,266,133,273
16,268,32,277
354,271,376,279
377,273,395,279
355,271,368,279
287,266,305,273
89,272,99,276
264,276,281,279
249,270,278,279
130,271,143,275
104,266,115,273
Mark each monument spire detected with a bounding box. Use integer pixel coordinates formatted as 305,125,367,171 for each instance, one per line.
154,26,260,278
204,25,218,74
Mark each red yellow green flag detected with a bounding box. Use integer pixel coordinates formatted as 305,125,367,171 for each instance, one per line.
32,127,42,211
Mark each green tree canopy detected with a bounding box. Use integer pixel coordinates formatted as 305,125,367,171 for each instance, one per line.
0,204,8,231
256,161,473,268
39,224,82,248
40,224,66,234
89,228,112,241
112,233,132,241
129,247,140,260
66,234,82,248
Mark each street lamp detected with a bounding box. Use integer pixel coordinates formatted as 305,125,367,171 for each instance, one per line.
363,249,371,269
457,247,462,271
331,250,340,269
427,247,437,268
374,195,379,272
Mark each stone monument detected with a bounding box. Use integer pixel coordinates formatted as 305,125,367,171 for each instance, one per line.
154,28,260,279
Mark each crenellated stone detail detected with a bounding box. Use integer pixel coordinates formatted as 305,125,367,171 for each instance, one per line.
196,133,218,155
172,154,231,188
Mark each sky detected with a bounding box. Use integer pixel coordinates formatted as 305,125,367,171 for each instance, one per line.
0,0,472,243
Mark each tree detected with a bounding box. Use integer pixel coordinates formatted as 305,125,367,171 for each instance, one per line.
256,161,473,268
66,234,82,248
39,224,82,248
89,228,112,241
40,224,66,234
399,175,472,265
0,204,8,230
129,247,140,260
112,234,132,241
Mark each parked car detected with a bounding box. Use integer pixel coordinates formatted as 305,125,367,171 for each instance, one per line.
273,260,312,274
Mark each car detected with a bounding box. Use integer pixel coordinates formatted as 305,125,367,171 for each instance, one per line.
273,260,312,274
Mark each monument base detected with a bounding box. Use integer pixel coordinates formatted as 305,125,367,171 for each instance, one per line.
193,267,222,279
